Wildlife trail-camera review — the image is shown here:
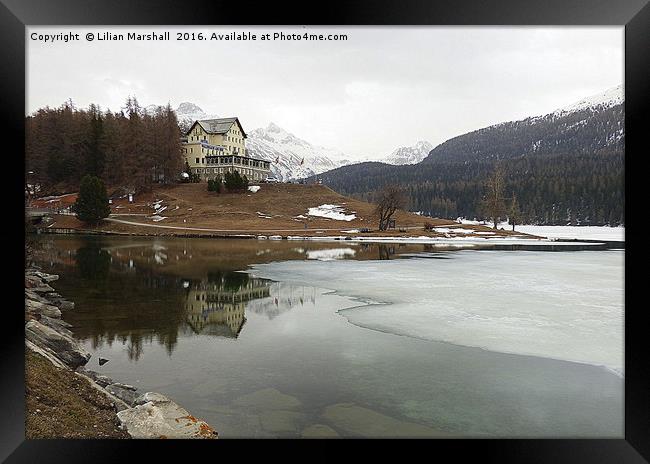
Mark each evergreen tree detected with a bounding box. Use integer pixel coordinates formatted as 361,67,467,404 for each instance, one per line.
73,175,111,224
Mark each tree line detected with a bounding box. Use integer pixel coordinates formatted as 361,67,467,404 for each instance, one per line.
315,102,625,226
26,97,182,195
319,151,624,226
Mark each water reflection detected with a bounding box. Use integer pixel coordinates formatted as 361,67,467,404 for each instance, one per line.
31,236,326,360
184,272,271,337
29,236,467,360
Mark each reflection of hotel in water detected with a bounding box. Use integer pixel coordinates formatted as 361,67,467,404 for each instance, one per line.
184,275,271,337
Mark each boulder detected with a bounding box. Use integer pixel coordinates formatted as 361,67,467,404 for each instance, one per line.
25,299,61,319
25,320,90,369
105,383,139,406
118,392,218,439
46,296,75,311
30,284,56,294
39,315,73,337
76,367,114,388
25,290,50,304
26,271,59,282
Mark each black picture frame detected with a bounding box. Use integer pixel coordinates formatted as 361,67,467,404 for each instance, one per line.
1,0,646,461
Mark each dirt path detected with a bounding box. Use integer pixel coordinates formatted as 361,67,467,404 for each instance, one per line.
105,217,363,233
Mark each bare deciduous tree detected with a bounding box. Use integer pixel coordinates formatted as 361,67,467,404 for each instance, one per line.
482,162,507,229
374,185,407,231
509,194,522,231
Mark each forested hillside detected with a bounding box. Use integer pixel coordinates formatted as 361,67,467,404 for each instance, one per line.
26,98,182,194
314,101,624,226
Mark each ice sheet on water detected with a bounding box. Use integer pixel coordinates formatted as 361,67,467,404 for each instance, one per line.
515,225,624,241
250,250,624,372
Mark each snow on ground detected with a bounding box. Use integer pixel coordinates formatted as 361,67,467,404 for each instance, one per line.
148,215,167,222
457,219,625,241
248,186,261,193
250,250,624,373
307,204,356,221
306,248,356,261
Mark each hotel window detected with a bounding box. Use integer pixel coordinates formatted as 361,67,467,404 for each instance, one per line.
195,158,199,164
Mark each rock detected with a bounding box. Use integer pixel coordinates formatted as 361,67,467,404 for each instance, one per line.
25,320,91,369
38,272,59,282
105,384,139,406
76,367,114,388
58,300,75,311
25,298,61,317
118,392,218,439
25,299,61,319
232,388,302,410
44,294,75,310
39,315,73,337
258,410,304,434
30,284,56,294
26,271,59,282
98,358,109,366
110,382,137,391
25,275,42,288
301,424,340,438
321,403,449,438
25,290,50,304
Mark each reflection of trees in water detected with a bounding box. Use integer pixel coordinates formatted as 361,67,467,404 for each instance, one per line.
378,244,396,260
75,242,111,280
40,237,275,359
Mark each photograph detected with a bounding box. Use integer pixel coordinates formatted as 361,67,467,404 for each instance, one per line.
3,0,642,455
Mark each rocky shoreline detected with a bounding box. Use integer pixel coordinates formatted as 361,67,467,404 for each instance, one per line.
25,267,218,439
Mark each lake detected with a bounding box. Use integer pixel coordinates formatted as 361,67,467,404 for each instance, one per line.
29,235,624,438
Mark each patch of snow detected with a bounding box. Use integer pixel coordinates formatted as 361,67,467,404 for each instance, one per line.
307,204,356,221
306,248,356,261
248,186,261,193
148,215,168,222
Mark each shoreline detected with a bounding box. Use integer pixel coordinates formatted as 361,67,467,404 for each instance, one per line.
33,227,625,252
24,267,218,439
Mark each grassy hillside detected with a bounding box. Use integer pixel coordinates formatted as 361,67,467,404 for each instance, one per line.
35,183,529,238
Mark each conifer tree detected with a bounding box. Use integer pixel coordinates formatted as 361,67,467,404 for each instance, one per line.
73,175,111,224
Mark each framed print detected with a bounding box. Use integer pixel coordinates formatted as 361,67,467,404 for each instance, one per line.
2,0,647,461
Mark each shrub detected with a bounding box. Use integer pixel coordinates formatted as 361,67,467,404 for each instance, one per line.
224,170,247,192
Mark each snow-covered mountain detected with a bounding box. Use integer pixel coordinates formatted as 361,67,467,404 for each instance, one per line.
383,140,433,165
175,102,219,133
246,123,353,181
551,84,623,117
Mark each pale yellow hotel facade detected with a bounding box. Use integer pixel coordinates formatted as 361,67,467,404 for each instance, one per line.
182,117,271,182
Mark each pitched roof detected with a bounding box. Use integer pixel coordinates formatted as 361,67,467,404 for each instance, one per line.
188,117,247,138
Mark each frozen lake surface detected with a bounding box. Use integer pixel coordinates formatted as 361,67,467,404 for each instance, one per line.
515,225,624,241
250,250,624,374
32,236,624,438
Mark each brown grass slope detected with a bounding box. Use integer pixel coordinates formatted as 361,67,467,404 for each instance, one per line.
40,183,531,238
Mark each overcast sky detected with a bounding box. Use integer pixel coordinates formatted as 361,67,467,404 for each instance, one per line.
27,26,623,158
